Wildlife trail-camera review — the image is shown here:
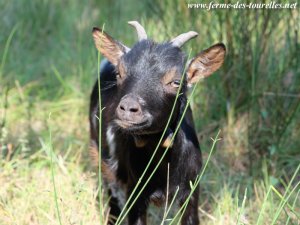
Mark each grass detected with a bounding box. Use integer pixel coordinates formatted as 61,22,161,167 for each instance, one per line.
0,0,299,224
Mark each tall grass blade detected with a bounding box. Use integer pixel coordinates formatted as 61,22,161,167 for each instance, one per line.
270,183,300,223
271,163,300,224
256,186,272,225
236,188,247,225
97,23,105,225
285,188,300,225
0,24,19,79
48,113,63,225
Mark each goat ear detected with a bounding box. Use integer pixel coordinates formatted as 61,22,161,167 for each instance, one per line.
92,27,125,66
187,43,226,84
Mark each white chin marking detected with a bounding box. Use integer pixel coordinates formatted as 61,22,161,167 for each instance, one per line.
106,125,116,156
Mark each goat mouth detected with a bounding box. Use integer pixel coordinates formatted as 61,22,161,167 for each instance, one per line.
114,119,151,132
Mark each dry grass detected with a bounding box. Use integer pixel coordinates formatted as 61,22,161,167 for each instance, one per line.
0,156,100,225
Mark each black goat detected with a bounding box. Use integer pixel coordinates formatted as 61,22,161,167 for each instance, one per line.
89,21,226,225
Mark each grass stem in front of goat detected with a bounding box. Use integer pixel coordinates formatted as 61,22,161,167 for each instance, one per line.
115,49,193,225
117,72,215,225
161,186,180,224
97,24,105,225
160,165,183,224
161,163,170,224
169,130,221,225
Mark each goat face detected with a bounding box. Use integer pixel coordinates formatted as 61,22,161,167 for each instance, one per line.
92,24,225,135
115,41,186,134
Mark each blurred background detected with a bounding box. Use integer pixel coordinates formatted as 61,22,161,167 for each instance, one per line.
0,0,299,224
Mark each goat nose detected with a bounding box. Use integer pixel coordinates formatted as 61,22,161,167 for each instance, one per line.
119,101,140,113
117,97,142,120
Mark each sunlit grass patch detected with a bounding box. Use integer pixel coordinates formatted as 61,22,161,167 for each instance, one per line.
0,153,100,225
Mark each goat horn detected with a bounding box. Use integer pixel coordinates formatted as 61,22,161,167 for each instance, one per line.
128,21,147,41
171,31,198,47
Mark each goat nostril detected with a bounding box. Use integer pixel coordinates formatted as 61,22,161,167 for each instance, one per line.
120,105,125,111
129,108,139,113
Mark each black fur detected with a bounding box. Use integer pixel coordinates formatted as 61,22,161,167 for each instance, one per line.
90,40,202,225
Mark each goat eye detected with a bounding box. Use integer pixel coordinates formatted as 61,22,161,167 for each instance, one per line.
170,80,181,88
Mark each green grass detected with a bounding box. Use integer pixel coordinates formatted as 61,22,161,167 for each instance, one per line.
0,0,299,224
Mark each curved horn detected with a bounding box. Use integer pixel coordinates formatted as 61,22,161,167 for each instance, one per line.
171,31,198,47
128,21,147,41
